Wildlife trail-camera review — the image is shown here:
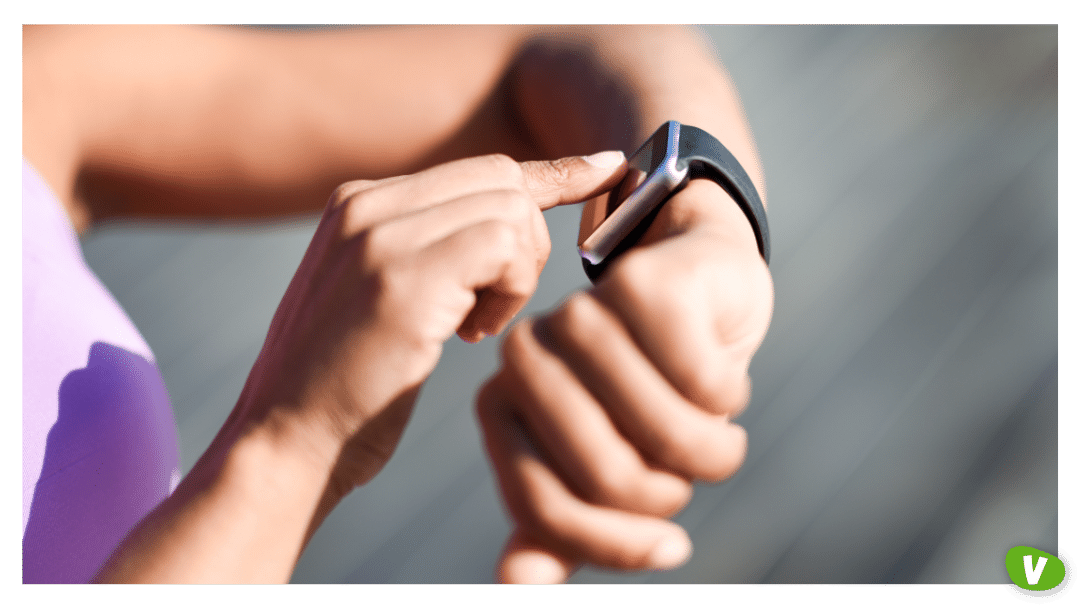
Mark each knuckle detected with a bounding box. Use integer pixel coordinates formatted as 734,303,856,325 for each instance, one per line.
651,414,742,482
500,321,535,367
699,352,752,416
355,243,417,326
503,189,532,219
551,157,574,182
487,223,538,297
356,223,396,269
588,454,638,505
508,273,540,302
537,158,573,190
328,181,362,208
602,250,654,301
493,191,535,240
722,369,753,418
535,221,552,259
660,478,695,515
682,354,726,405
608,250,701,312
483,153,523,181
653,426,702,474
698,421,748,483
515,479,566,540
556,292,598,337
327,180,378,216
484,220,520,255
338,189,382,237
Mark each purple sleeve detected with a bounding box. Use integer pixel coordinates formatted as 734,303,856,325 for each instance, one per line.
23,160,181,583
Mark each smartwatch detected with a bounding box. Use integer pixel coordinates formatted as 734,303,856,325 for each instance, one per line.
578,120,770,282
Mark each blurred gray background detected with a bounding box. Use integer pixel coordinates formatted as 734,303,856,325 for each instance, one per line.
79,25,1057,583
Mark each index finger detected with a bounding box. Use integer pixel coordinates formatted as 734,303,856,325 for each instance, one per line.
520,151,627,211
335,152,626,227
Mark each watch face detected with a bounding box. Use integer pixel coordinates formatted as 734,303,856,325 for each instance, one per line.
578,121,686,265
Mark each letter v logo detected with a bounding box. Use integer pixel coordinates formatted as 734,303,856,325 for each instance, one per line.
1023,554,1048,585
1006,546,1066,592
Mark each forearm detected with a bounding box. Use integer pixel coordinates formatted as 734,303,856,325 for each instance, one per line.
92,419,333,583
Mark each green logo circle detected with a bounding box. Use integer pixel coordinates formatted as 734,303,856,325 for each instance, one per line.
1005,546,1066,591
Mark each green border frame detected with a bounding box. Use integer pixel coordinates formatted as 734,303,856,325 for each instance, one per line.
10,1,1071,608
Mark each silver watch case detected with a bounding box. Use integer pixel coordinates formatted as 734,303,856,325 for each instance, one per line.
578,121,689,266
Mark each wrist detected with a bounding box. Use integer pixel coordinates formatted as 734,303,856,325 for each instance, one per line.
223,397,347,511
208,415,339,571
193,387,348,526
94,407,335,583
659,180,763,259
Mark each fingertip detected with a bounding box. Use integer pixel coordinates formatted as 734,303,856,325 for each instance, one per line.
500,548,571,584
456,315,485,344
498,531,577,584
457,330,484,344
525,152,627,210
646,529,693,570
582,150,626,169
458,291,516,343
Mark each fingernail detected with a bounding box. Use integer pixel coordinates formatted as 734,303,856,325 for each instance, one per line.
647,535,692,570
583,150,625,169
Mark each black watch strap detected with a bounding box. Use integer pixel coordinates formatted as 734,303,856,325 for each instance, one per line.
581,122,771,284
678,124,771,265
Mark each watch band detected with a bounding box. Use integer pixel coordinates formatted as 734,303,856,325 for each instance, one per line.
677,124,771,265
581,121,771,284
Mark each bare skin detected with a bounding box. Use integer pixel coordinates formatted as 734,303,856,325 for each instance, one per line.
22,25,773,583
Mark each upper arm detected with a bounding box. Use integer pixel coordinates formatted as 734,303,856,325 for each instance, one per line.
24,25,542,228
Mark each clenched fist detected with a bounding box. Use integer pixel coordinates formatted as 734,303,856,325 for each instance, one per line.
477,179,774,583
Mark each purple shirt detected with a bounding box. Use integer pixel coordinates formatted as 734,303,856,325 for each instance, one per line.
22,161,181,583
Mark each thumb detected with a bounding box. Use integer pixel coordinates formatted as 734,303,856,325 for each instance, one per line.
521,150,627,211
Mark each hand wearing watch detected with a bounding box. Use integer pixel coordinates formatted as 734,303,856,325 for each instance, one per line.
578,120,770,282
